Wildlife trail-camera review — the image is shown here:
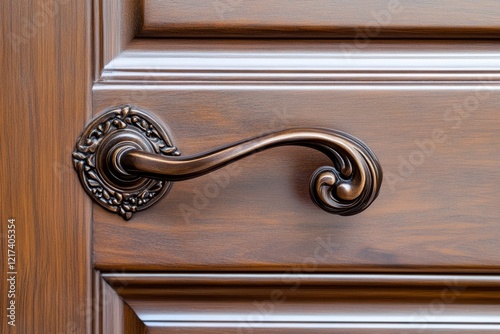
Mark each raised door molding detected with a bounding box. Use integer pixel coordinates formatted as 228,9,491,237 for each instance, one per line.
96,272,500,333
140,0,500,38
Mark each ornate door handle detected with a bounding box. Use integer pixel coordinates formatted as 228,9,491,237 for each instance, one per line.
73,106,383,220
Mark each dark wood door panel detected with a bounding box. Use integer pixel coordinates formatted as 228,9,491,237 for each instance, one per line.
93,85,500,271
6,0,500,331
141,0,500,38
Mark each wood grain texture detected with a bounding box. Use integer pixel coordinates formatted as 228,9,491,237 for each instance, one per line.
141,0,500,38
0,0,92,332
93,82,500,272
100,273,500,333
6,0,500,332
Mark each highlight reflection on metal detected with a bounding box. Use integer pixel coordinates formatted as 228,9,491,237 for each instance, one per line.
73,105,382,220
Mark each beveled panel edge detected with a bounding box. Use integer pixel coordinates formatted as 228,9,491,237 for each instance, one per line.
102,272,500,288
99,39,500,84
98,272,500,331
141,0,500,39
95,271,147,334
145,323,500,334
93,0,142,78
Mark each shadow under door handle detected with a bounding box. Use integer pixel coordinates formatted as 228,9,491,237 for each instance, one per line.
73,106,382,220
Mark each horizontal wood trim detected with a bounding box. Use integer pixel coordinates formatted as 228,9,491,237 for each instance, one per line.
103,273,500,288
146,323,500,333
100,273,500,333
101,39,500,84
141,0,500,38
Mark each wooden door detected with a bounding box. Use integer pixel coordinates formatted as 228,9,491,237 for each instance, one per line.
1,0,91,333
3,1,500,333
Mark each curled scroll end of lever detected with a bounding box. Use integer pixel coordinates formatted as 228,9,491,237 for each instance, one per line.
309,151,382,216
